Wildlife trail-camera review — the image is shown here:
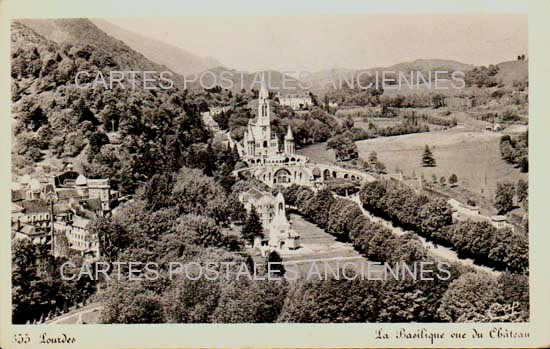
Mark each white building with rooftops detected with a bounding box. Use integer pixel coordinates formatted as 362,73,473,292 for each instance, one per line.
239,189,300,255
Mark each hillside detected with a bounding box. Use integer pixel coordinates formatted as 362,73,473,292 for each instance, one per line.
495,60,528,85
18,19,171,72
306,59,473,93
11,20,211,193
91,19,222,76
386,58,473,75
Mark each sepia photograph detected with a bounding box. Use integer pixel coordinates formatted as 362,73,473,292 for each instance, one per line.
2,0,549,348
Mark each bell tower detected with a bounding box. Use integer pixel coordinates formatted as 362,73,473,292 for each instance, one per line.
284,125,295,155
256,74,272,143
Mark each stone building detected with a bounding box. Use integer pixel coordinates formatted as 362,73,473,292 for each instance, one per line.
11,166,113,260
230,77,373,188
277,93,313,110
239,189,300,255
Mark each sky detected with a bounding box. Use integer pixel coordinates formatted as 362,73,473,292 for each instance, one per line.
105,15,528,72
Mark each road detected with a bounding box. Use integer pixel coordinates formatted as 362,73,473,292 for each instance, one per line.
47,303,103,324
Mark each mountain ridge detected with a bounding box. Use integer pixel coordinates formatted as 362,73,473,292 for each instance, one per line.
91,19,223,76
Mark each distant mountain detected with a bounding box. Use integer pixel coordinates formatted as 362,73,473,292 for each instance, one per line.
189,68,306,93
306,59,474,92
91,19,222,76
385,58,473,74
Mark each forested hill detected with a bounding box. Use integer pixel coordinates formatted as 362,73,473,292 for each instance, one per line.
11,20,212,193
16,19,189,89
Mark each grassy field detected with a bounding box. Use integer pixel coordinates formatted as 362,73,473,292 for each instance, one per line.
298,127,527,201
354,118,402,130
281,214,382,278
354,128,527,197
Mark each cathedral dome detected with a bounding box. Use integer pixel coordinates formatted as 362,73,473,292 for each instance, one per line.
75,174,88,186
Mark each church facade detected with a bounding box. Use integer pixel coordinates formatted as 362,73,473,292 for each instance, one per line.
229,78,373,188
239,80,309,165
239,188,300,255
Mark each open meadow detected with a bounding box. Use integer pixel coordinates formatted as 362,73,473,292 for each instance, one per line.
298,126,527,200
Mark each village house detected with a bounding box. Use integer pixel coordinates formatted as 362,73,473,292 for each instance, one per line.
490,215,514,231
11,166,112,260
277,93,313,110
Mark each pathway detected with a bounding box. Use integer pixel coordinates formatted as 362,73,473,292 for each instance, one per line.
47,303,103,324
337,193,500,275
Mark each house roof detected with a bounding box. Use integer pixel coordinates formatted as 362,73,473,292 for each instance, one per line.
76,174,88,186
12,203,24,213
57,189,82,200
491,215,507,222
20,224,47,236
72,216,90,229
20,200,49,214
11,190,25,202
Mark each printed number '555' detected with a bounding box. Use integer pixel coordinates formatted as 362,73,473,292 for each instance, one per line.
13,333,31,344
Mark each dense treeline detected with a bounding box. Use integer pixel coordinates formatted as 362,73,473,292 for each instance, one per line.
281,185,427,264
416,113,458,127
464,65,500,88
277,184,528,322
13,174,529,324
280,270,528,323
359,179,528,274
374,121,429,137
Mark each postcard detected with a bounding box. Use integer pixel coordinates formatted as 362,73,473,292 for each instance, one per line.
1,0,549,348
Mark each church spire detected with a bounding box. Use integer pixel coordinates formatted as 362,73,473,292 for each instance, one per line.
285,125,294,140
259,71,269,100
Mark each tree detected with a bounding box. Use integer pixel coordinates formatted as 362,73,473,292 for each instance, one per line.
277,278,381,323
212,279,287,323
448,173,458,186
421,145,436,167
516,179,528,204
87,217,130,261
374,161,386,174
241,207,263,244
432,94,445,109
437,272,500,322
174,214,223,248
266,250,286,278
418,198,453,239
368,151,378,165
162,277,221,323
100,281,165,323
305,189,336,228
440,176,446,186
343,116,354,129
88,131,109,160
327,134,358,161
494,182,515,214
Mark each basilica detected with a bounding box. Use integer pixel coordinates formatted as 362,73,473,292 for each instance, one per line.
238,79,308,165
